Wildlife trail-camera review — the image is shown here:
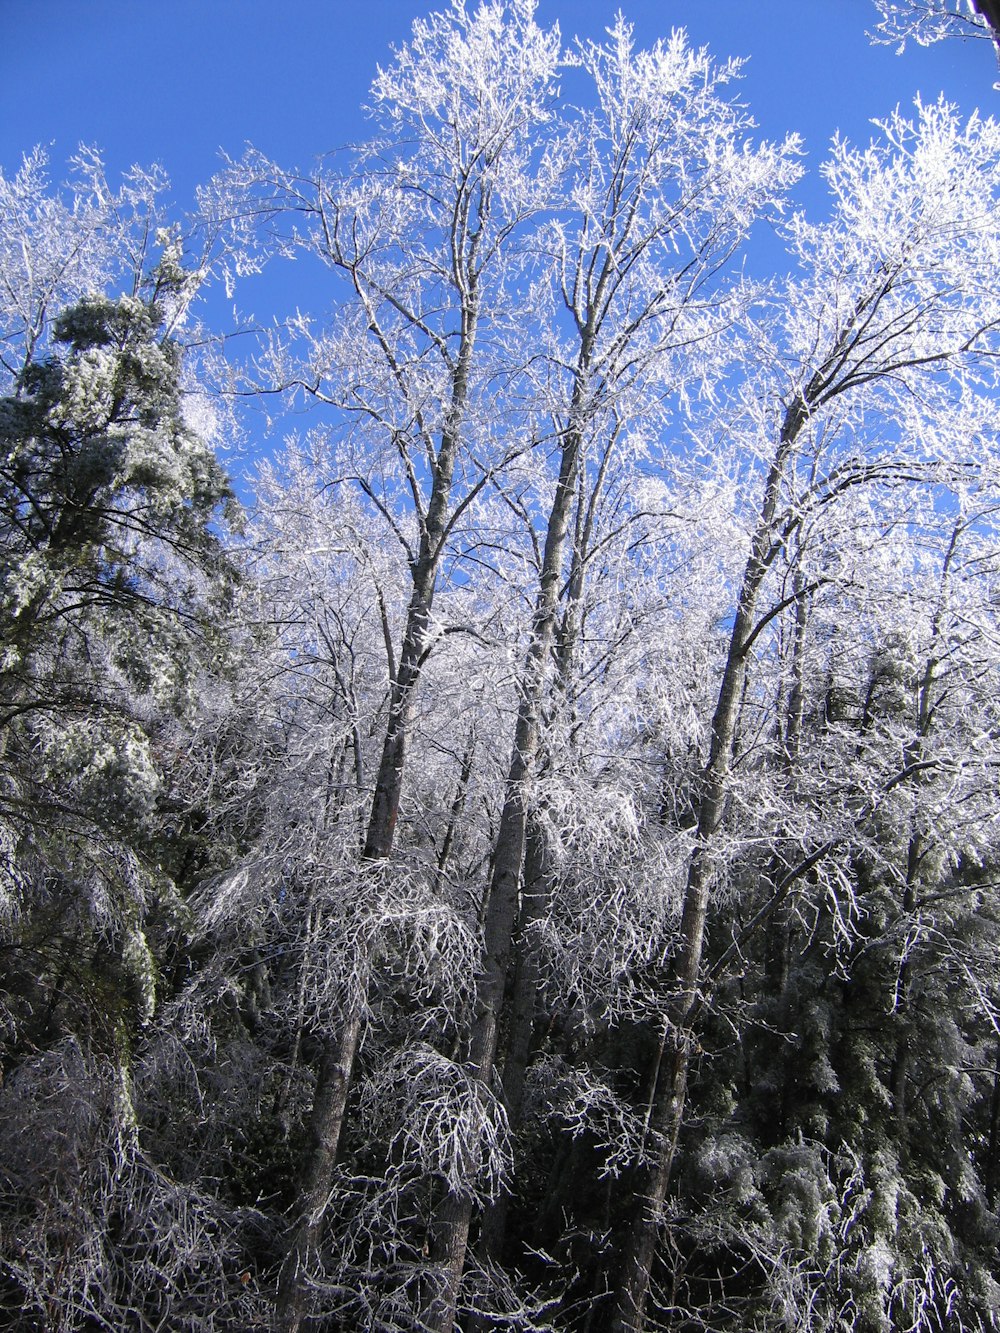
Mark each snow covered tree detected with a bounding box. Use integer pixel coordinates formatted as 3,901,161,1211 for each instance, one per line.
420,20,800,1329
8,9,999,1333
870,0,1000,49
203,5,576,1324
610,97,1000,1333
0,170,248,1328
199,5,1000,1328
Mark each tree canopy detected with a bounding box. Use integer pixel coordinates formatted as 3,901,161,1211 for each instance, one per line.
2,6,1000,1332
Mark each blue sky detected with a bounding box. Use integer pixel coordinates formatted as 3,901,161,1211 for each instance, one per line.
2,1,997,484
3,1,995,212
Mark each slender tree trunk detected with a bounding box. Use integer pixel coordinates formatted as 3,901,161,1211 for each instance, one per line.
434,736,476,892
888,841,920,1130
275,1006,365,1333
476,455,606,1271
888,532,954,1137
363,570,435,858
275,574,438,1331
423,681,542,1332
277,302,480,1328
477,817,549,1267
611,397,808,1333
765,572,809,998
365,294,477,855
423,403,587,1333
987,1039,1000,1211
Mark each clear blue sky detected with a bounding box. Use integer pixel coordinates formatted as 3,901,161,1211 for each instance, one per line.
2,0,996,484
2,0,995,211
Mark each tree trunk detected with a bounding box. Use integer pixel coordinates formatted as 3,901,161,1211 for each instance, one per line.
277,302,480,1325
423,407,587,1333
434,736,476,892
275,1005,365,1333
611,396,808,1333
987,1039,1000,1211
477,817,549,1268
363,570,435,859
423,710,539,1333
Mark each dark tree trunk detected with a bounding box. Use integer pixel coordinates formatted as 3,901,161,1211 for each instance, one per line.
987,1039,1000,1210
363,568,435,859
611,397,809,1333
275,1006,365,1333
277,297,480,1328
477,816,549,1267
423,405,587,1333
